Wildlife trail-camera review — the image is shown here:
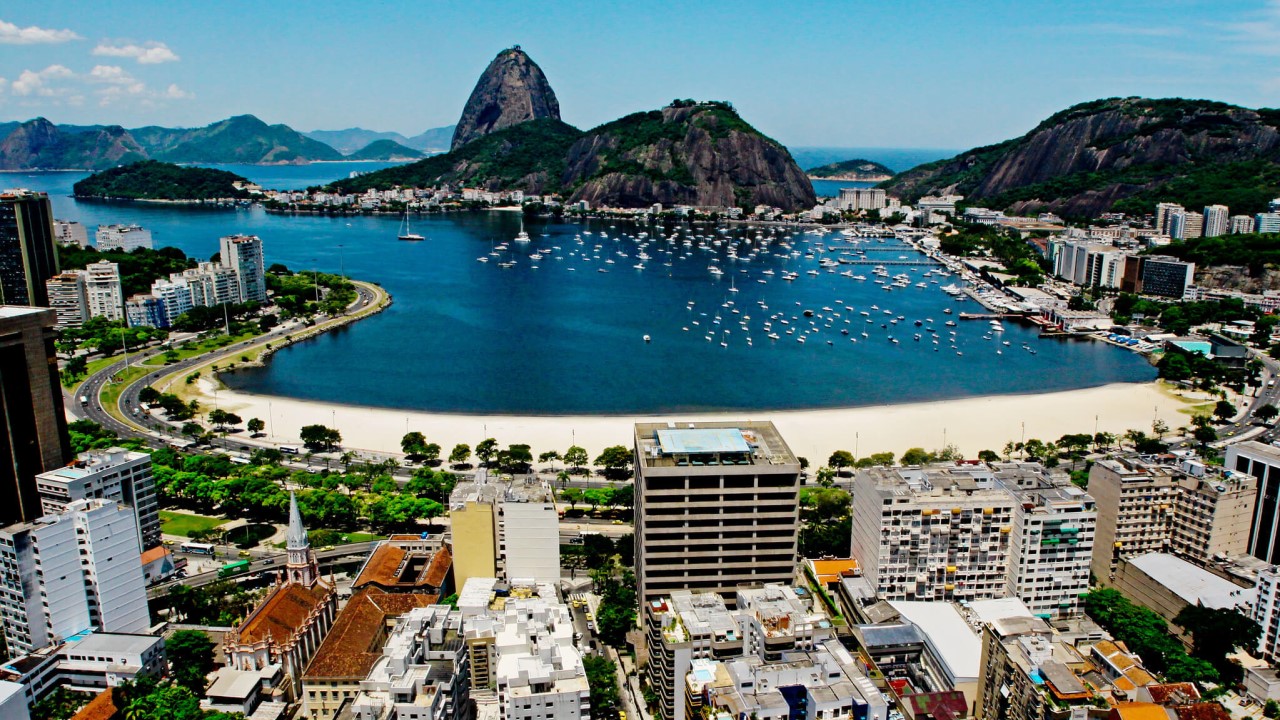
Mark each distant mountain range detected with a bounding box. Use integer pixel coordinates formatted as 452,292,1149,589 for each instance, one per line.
0,115,455,170
301,126,454,155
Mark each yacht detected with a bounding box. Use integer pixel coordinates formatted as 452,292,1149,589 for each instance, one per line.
397,212,425,241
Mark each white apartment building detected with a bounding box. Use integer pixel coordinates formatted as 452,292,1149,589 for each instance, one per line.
498,483,561,584
1170,210,1204,240
1155,203,1183,235
84,260,124,322
644,590,741,720
459,578,589,720
735,584,834,661
1,631,165,711
1204,204,1230,237
182,262,242,306
837,187,887,212
0,499,150,655
346,605,469,720
34,448,159,551
44,272,87,327
95,224,152,251
849,464,1016,602
220,234,267,304
1232,215,1257,234
1053,241,1126,288
52,220,88,248
125,294,166,329
150,277,195,327
994,463,1096,619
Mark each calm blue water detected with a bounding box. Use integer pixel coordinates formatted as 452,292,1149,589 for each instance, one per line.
5,163,1155,414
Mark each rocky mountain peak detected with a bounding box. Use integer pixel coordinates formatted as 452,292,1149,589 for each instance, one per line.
451,46,561,150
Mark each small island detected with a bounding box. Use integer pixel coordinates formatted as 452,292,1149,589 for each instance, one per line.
806,158,895,182
73,160,253,202
345,139,425,161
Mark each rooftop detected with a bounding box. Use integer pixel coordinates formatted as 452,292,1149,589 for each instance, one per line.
635,421,797,468
1126,553,1255,610
353,542,452,592
234,582,333,646
303,587,438,680
67,632,161,656
39,448,148,481
888,601,981,680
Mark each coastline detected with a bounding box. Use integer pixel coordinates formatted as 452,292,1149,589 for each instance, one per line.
189,379,1201,466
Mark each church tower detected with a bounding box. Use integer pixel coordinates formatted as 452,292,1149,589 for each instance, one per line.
286,492,318,586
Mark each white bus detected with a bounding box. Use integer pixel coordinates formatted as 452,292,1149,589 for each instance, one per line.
179,542,216,555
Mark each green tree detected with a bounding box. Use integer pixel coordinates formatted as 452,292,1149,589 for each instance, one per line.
246,417,265,436
475,437,498,466
582,655,621,720
1259,404,1280,423
594,445,633,479
564,445,589,472
1263,699,1279,719
300,424,341,451
539,449,562,466
828,450,855,469
181,421,204,440
449,443,471,466
1174,604,1261,684
500,443,533,472
560,488,584,510
1214,399,1236,421
900,447,933,466
1194,425,1218,445
422,442,441,463
977,449,1000,462
401,431,427,459
64,354,87,378
166,629,216,694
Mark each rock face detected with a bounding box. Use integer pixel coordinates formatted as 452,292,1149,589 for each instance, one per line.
562,103,815,212
0,118,147,170
451,47,561,150
882,97,1280,217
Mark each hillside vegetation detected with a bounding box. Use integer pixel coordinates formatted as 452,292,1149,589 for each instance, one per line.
73,161,251,201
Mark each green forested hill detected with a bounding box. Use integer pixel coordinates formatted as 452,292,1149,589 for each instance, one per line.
73,160,251,200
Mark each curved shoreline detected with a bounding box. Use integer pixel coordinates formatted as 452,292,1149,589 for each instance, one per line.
191,378,1202,466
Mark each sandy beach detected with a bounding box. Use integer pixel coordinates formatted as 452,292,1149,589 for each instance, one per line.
183,377,1202,465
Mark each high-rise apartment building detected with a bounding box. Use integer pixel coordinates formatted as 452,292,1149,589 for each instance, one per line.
0,499,150,655
1203,204,1230,237
52,220,88,248
182,262,241,306
449,475,560,586
976,615,1096,720
44,272,88,327
996,463,1097,619
633,421,800,606
94,224,152,252
124,294,166,329
450,482,498,590
34,448,160,551
1254,566,1280,662
149,278,194,326
837,187,888,211
1089,455,1256,580
220,234,267,304
84,260,124,322
1155,203,1183,236
849,464,1016,602
1169,210,1204,240
0,307,70,528
1231,215,1257,235
1257,213,1280,234
0,190,58,307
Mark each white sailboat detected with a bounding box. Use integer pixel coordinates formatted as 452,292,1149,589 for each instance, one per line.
514,218,531,243
398,211,425,241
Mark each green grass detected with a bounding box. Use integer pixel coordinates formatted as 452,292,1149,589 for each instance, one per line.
343,532,385,543
142,329,261,367
160,510,224,537
61,354,128,389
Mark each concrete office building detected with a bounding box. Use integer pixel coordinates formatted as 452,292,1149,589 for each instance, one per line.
634,421,800,606
34,448,160,551
0,499,150,655
1226,442,1280,564
84,261,124,322
44,272,88,327
1203,205,1230,237
1120,255,1195,298
220,234,267,304
1231,215,1257,235
0,190,57,307
94,224,152,252
849,464,1015,602
0,307,70,529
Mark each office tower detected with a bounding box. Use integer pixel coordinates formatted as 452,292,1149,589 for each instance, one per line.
84,260,124,322
634,421,800,606
1203,205,1229,237
94,224,152,251
1123,255,1195,298
0,190,58,306
0,499,150,655
220,234,267,304
44,272,88,327
1226,442,1280,564
35,447,160,551
0,306,70,528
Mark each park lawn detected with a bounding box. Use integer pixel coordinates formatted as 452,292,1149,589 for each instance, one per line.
160,510,224,537
61,354,127,388
142,329,261,367
99,364,153,424
344,532,385,543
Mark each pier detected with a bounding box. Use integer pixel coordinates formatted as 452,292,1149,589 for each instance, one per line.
831,258,939,266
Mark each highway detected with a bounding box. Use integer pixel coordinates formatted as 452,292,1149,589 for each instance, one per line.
148,541,378,599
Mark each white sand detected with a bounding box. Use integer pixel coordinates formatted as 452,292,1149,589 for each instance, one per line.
185,377,1200,464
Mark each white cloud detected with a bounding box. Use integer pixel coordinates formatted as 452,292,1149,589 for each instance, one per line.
0,19,81,44
11,65,74,96
1219,0,1280,56
163,83,193,99
93,41,179,64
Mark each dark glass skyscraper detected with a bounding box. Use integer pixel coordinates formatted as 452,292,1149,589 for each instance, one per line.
0,190,58,307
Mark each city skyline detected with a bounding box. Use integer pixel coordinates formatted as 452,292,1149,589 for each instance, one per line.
1,1,1279,149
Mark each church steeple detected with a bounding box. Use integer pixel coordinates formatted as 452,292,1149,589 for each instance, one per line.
285,492,318,586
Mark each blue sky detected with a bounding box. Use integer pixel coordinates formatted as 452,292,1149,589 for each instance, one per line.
2,1,1280,150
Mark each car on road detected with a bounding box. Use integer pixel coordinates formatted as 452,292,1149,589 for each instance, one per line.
263,558,275,565
586,622,594,632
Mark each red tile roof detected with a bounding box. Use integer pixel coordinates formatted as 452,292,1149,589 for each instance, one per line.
72,689,121,720
302,587,437,680
236,582,332,646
